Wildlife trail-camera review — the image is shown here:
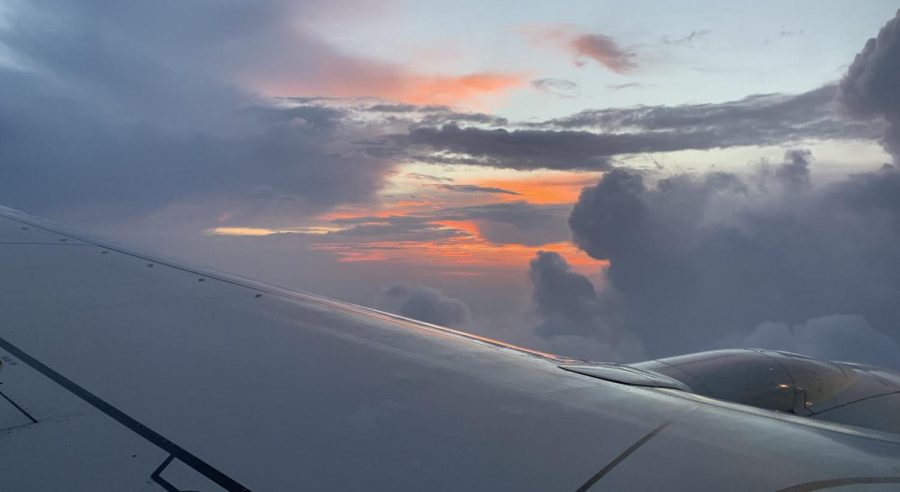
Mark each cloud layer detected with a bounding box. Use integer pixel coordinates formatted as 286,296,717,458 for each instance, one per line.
396,85,882,171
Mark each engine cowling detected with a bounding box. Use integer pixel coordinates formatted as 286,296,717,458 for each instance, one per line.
562,349,900,435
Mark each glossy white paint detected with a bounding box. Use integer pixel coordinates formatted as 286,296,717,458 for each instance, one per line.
0,206,898,491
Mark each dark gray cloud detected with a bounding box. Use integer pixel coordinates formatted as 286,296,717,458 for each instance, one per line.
527,251,643,360
0,1,395,220
360,103,510,126
380,283,471,327
839,9,900,160
435,184,520,195
528,251,605,338
395,86,882,171
399,125,618,170
543,85,876,140
567,153,900,364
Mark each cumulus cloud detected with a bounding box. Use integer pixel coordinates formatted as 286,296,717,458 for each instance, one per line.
380,283,471,327
529,251,606,338
740,315,900,368
568,152,900,362
527,251,643,361
839,9,900,160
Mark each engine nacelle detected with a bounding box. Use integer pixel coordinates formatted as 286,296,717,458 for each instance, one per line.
561,349,900,435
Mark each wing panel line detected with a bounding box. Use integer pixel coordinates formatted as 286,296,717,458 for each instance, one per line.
0,335,251,492
573,420,671,492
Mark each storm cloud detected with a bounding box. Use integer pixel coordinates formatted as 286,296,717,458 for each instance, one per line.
839,9,900,160
528,251,606,338
527,251,643,361
567,153,900,363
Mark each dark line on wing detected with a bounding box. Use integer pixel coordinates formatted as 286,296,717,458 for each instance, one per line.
151,455,181,492
0,388,38,423
574,421,670,492
777,476,900,491
0,336,251,492
0,242,90,246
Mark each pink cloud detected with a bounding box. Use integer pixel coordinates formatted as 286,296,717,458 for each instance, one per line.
524,25,637,73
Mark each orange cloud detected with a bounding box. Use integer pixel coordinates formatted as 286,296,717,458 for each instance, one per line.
226,168,608,277
257,59,524,107
309,215,605,279
470,173,600,204
402,73,524,105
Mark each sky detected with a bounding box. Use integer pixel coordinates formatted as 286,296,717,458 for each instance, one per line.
1,0,900,365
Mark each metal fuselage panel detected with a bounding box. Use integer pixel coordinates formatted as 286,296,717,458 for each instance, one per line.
0,209,898,491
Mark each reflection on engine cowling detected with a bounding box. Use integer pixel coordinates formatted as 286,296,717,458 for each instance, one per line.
562,348,900,435
632,349,900,435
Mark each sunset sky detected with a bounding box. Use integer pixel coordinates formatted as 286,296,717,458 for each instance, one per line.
2,1,900,363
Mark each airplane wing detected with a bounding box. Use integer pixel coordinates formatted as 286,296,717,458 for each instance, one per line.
0,205,898,491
